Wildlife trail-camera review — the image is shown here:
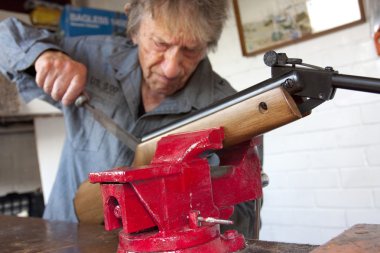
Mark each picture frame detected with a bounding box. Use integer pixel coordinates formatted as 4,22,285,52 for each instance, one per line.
233,0,366,57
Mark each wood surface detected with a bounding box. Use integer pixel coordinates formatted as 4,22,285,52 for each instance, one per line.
6,216,377,252
310,224,380,253
0,215,118,253
0,215,320,253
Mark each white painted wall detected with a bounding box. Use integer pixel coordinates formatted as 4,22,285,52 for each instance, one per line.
34,117,65,204
209,4,380,245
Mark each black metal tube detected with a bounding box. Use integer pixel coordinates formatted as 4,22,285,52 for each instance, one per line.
332,74,380,94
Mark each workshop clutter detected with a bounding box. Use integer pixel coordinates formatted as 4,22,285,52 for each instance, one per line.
0,73,20,115
25,0,63,30
25,0,127,36
0,190,44,217
59,5,127,37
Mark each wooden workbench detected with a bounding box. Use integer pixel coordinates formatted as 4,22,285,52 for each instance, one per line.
1,215,378,253
0,215,119,252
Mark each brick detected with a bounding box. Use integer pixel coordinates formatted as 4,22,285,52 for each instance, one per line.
346,209,380,226
329,41,375,68
287,170,340,189
291,226,345,245
361,102,380,124
366,145,380,165
336,125,380,147
264,152,311,172
262,172,289,188
265,130,338,154
262,208,345,228
340,167,380,188
258,225,276,242
293,209,346,228
300,24,366,58
261,208,294,225
263,189,315,208
374,190,380,207
259,225,302,244
260,225,345,245
343,58,380,79
334,88,380,107
315,189,373,208
262,118,302,138
298,107,361,131
269,106,361,135
226,68,269,91
310,147,365,169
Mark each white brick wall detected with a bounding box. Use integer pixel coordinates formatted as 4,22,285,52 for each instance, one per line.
209,5,380,245
374,190,380,207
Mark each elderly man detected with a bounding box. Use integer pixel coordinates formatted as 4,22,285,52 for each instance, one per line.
0,0,257,237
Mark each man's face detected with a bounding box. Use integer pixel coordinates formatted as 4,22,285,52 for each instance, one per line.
132,14,208,97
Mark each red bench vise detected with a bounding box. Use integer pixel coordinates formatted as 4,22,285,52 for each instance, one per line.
89,127,263,252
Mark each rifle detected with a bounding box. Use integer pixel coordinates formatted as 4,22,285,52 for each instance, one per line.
74,51,380,223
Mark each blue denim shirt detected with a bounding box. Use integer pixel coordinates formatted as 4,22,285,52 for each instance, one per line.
0,18,236,223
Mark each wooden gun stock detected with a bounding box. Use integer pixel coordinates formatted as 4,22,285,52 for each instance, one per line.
74,87,302,223
133,87,301,166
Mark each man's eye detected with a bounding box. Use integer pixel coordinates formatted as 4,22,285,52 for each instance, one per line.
184,47,204,57
154,41,168,50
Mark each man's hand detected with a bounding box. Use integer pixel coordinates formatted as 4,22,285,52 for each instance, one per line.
34,50,87,106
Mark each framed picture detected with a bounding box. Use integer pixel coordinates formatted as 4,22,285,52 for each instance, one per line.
233,0,366,56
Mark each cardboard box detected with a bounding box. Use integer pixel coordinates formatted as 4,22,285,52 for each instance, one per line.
60,5,127,37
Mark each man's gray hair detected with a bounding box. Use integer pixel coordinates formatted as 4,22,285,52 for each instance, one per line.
126,0,230,51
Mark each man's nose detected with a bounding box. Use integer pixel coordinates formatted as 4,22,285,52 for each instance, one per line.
162,48,182,79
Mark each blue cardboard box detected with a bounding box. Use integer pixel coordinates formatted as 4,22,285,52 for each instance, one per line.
60,5,127,37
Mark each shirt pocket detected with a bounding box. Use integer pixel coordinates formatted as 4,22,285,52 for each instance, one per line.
65,97,118,152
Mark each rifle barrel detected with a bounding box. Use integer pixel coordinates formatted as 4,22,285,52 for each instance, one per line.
332,74,380,94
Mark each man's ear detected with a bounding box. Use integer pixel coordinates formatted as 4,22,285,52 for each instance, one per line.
131,33,138,45
124,3,131,14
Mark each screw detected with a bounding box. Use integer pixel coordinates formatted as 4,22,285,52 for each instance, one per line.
284,79,295,89
198,216,234,225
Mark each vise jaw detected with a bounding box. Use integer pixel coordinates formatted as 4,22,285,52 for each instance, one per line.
89,127,263,253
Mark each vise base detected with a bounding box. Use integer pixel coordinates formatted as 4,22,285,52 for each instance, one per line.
89,127,263,253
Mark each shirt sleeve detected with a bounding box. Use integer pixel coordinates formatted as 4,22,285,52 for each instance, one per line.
0,17,62,104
